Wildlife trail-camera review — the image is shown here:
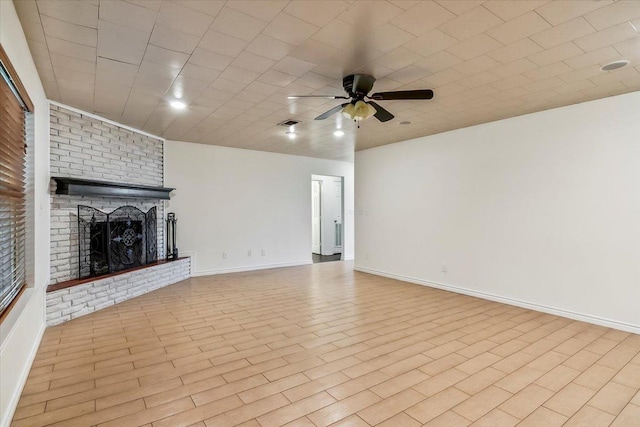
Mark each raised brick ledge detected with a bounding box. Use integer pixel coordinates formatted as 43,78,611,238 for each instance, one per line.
46,257,191,326
47,257,189,292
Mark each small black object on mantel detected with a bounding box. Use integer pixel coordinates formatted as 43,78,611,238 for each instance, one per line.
166,212,178,260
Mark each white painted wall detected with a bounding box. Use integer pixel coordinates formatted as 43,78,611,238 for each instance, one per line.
165,141,354,275
355,91,640,333
0,2,50,425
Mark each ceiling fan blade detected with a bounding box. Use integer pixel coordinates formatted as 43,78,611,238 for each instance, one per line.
368,101,394,122
314,103,348,120
370,89,434,101
288,95,349,100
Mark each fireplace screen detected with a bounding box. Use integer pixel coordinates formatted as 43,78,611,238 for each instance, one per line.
78,205,157,279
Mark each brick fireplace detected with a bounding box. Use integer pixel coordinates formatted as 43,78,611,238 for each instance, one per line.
47,104,190,325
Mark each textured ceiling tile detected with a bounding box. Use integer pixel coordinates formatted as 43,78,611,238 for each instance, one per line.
391,1,455,36
487,38,543,64
290,39,339,65
199,31,248,57
404,30,458,57
584,0,640,31
448,34,504,60
231,52,277,74
246,35,296,62
415,51,463,73
211,6,268,42
149,25,200,54
492,58,538,78
439,6,504,41
531,18,597,50
284,1,349,27
311,19,356,49
47,36,96,62
100,0,157,33
272,56,317,77
436,0,485,15
524,61,572,81
563,46,622,70
483,0,550,21
226,0,289,21
97,19,148,65
258,70,299,87
188,48,234,72
218,66,261,85
526,42,584,67
368,23,416,53
452,55,500,76
535,0,613,26
486,11,551,45
41,15,97,47
36,0,98,28
176,0,224,17
143,45,189,69
156,1,214,37
573,22,637,53
338,1,404,26
264,13,320,45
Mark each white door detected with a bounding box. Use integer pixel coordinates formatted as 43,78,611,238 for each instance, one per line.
332,178,343,253
311,180,321,254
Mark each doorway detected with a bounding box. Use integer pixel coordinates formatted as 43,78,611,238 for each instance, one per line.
311,175,344,263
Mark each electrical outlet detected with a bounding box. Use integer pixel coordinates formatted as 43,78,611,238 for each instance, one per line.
442,264,447,273
248,250,252,257
261,249,266,256
222,251,228,259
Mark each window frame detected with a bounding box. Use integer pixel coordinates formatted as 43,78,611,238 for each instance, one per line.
0,43,33,320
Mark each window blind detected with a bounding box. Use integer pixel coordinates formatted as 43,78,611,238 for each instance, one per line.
0,45,31,316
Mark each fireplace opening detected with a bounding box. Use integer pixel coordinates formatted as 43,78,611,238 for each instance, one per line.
78,205,157,279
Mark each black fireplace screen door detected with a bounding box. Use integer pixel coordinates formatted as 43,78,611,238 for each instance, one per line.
78,205,157,279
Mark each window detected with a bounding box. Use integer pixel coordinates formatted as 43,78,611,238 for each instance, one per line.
0,44,32,316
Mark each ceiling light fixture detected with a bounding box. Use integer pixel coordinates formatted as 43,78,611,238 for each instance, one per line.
600,60,630,71
399,121,411,125
286,131,297,140
342,100,376,122
170,100,186,110
333,130,345,137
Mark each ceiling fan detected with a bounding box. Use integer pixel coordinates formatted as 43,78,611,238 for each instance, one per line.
288,74,434,123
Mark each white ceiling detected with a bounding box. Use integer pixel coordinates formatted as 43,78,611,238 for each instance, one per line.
14,0,640,161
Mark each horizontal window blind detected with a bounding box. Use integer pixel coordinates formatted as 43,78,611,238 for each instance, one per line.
0,45,30,316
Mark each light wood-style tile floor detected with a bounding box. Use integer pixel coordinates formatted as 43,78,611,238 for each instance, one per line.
12,262,640,426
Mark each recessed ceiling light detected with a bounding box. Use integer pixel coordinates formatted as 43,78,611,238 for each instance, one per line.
399,121,411,125
600,60,630,72
286,131,297,140
333,130,345,137
170,100,186,110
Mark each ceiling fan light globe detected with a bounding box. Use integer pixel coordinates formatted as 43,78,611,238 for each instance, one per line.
341,103,356,120
350,100,376,120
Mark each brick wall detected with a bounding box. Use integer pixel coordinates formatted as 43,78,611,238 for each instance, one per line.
46,258,191,326
50,104,165,284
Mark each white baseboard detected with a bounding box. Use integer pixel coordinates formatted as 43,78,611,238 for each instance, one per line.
354,266,640,335
192,260,312,277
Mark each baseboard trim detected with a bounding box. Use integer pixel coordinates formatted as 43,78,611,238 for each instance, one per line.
354,266,640,335
192,261,312,277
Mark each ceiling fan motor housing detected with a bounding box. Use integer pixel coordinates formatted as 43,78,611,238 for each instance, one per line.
343,74,376,99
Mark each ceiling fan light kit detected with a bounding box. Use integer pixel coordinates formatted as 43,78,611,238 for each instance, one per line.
342,100,376,121
288,74,434,125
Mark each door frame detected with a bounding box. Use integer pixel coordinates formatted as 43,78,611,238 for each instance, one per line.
311,174,345,260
